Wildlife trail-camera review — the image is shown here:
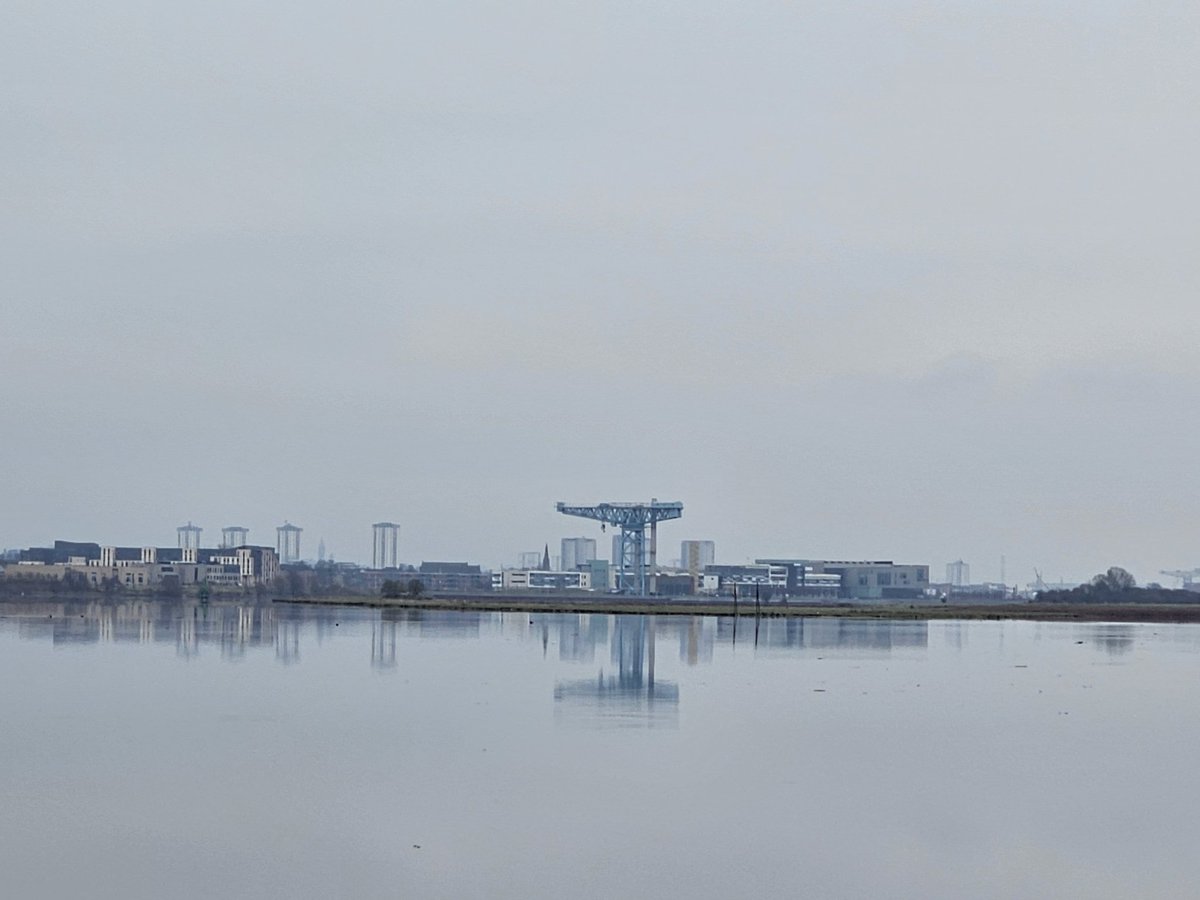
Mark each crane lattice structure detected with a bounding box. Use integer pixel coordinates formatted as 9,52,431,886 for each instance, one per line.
1160,568,1200,588
555,500,683,595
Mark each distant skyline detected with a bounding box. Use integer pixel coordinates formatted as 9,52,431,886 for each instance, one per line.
4,3,1199,587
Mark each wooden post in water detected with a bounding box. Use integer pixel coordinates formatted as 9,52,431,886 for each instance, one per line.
754,583,760,645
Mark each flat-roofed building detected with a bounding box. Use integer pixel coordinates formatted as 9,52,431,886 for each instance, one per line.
7,539,279,589
758,559,930,601
501,569,591,591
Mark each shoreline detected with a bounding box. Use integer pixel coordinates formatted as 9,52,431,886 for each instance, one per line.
3,592,1200,623
282,594,1200,623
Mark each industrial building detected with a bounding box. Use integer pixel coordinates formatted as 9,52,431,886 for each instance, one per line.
415,562,491,593
756,559,930,601
694,560,928,601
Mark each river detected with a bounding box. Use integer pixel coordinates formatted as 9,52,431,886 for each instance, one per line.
1,600,1197,899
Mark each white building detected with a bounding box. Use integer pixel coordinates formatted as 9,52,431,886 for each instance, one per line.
561,537,597,572
946,560,970,587
501,569,592,591
680,540,716,576
5,540,279,590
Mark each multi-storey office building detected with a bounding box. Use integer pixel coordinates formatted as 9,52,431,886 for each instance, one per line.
5,540,279,589
560,537,597,572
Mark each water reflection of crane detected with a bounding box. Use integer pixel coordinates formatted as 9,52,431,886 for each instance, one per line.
554,616,679,725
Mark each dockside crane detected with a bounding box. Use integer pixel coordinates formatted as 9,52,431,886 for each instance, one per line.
555,499,683,595
1160,568,1200,588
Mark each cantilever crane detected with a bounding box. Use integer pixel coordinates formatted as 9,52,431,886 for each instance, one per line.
1160,568,1200,588
556,500,683,595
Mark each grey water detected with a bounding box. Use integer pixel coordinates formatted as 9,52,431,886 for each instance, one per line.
2,601,1199,899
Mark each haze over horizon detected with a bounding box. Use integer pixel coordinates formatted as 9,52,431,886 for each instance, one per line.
4,2,1199,586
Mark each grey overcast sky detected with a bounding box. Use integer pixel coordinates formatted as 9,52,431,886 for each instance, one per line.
3,1,1199,585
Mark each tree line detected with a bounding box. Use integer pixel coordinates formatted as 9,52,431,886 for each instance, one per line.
1037,567,1200,604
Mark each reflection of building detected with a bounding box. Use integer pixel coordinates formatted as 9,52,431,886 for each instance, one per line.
743,617,929,652
8,599,285,655
678,617,715,665
371,619,398,668
384,607,485,638
549,613,608,663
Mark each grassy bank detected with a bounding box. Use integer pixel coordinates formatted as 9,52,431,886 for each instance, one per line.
282,594,1200,623
5,591,1199,623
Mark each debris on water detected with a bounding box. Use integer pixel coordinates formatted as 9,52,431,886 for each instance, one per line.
412,844,421,849
812,689,826,692
1075,640,1084,644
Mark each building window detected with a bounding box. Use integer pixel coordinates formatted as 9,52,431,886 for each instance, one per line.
877,572,892,586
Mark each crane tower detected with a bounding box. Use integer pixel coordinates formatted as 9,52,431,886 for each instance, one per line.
555,499,683,595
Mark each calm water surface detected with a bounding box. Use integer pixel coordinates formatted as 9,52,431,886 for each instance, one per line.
2,600,1198,899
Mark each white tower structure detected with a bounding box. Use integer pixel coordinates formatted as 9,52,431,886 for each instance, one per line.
372,522,401,569
277,522,302,564
946,559,969,587
177,522,202,551
221,526,249,549
680,540,716,576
